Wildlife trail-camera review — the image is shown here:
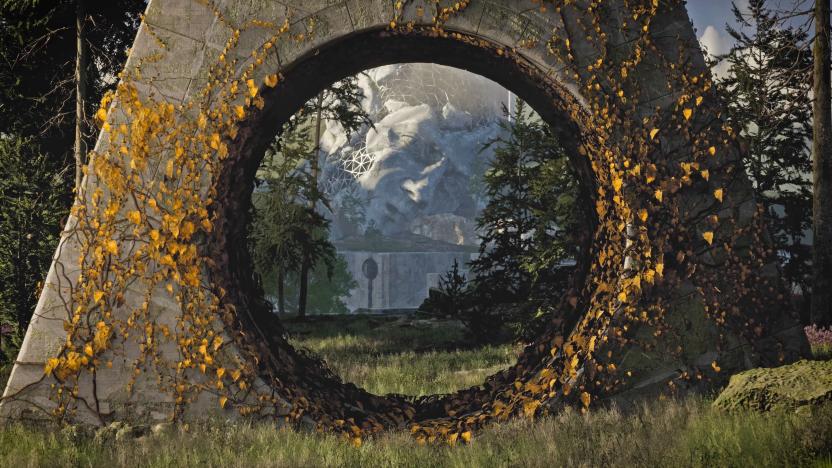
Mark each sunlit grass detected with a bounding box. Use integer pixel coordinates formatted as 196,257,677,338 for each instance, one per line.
284,314,520,395
1,315,831,467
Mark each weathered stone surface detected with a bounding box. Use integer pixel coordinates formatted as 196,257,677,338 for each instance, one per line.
714,360,832,413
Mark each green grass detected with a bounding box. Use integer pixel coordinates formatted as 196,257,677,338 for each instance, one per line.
285,314,519,395
812,344,832,361
1,398,830,467
1,314,831,467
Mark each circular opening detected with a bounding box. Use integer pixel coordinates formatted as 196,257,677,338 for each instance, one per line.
210,28,598,427
247,61,589,397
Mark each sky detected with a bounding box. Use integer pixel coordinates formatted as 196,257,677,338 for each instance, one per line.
687,0,751,58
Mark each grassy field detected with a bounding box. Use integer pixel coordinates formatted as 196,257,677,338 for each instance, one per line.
1,314,831,467
285,314,519,395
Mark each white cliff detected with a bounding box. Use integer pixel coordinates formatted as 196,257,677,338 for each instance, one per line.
319,63,512,246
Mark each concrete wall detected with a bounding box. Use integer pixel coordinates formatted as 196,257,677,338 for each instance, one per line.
340,251,475,311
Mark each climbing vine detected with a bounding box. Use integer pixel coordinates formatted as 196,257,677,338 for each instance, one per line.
1,0,801,448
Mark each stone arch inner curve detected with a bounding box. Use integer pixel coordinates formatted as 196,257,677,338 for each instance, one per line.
213,25,600,422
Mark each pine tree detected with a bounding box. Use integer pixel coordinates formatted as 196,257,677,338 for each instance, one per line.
715,0,814,312
1,1,143,170
0,2,142,374
471,101,581,299
466,101,583,338
250,126,311,315
0,136,67,349
250,76,370,317
296,76,371,318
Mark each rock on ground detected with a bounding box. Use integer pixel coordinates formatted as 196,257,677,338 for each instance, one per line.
713,359,832,412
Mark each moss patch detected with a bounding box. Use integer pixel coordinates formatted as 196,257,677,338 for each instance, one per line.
714,359,832,413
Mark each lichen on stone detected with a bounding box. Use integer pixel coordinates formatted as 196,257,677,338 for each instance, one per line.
713,360,832,413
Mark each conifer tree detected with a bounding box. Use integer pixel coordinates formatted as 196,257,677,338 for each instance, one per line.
251,76,370,317
0,136,67,342
467,101,582,337
715,0,814,310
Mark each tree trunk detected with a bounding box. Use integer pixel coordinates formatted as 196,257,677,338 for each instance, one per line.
74,0,87,196
277,269,285,315
298,259,309,318
298,95,325,318
812,0,832,327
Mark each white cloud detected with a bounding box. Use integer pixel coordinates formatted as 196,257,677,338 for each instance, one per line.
699,25,734,78
699,25,731,57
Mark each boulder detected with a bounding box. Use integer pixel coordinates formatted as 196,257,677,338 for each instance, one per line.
713,359,832,412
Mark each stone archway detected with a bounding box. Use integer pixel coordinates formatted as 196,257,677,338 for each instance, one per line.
2,0,808,439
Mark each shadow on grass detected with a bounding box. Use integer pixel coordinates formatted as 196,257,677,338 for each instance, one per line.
282,313,497,356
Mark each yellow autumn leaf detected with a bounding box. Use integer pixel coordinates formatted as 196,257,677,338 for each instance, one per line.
702,231,714,245
93,290,105,303
217,367,225,379
683,108,693,120
700,169,710,181
105,240,118,255
523,400,541,418
128,210,141,225
695,96,703,106
649,128,659,140
580,391,591,408
84,343,94,357
210,133,221,150
612,177,623,192
264,74,279,87
654,189,663,202
44,357,60,375
708,146,716,156
714,188,724,202
711,361,721,372
638,208,648,222
219,395,228,408
93,321,111,351
655,262,665,276
234,105,245,119
618,291,628,303
461,431,472,443
246,78,257,97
